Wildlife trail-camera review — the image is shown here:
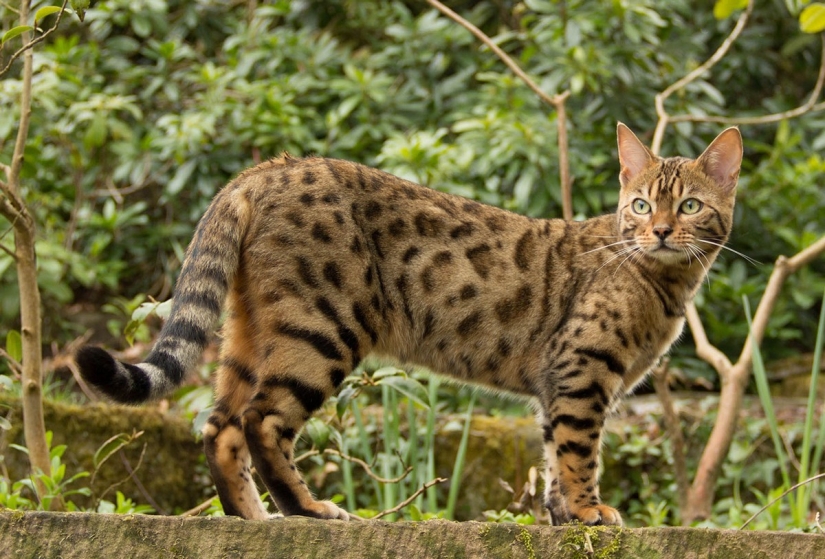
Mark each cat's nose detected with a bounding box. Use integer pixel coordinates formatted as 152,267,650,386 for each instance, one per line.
653,224,673,240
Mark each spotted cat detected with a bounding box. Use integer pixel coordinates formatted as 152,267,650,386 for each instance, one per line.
76,124,742,525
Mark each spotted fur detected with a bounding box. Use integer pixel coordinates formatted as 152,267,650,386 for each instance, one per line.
76,124,742,525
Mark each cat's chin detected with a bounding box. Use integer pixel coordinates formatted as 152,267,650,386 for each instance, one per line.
643,246,689,265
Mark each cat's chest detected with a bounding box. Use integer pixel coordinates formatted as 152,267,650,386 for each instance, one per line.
623,315,686,390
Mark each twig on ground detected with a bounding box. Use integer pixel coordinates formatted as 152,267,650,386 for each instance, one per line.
740,472,825,529
116,446,168,515
371,477,448,520
181,497,217,517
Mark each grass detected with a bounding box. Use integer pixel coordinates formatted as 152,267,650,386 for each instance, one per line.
742,287,825,529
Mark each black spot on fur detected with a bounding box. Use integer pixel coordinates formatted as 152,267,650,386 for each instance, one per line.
460,285,477,300
415,212,444,237
456,311,482,337
494,285,533,324
465,243,493,279
296,256,319,288
388,218,406,237
365,201,382,220
402,246,421,263
450,222,474,239
312,223,332,243
323,262,343,289
514,229,535,270
277,323,343,361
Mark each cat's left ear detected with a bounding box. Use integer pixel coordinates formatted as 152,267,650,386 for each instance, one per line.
695,127,743,193
617,122,656,188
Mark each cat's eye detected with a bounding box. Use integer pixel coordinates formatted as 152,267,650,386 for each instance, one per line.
631,199,651,214
679,198,703,215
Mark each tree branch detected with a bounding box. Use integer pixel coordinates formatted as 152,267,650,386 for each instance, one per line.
0,0,69,80
669,33,825,126
651,359,688,513
740,472,825,530
424,0,573,220
295,448,415,485
684,235,825,522
652,0,754,154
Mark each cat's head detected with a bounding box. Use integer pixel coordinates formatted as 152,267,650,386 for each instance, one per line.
615,123,742,266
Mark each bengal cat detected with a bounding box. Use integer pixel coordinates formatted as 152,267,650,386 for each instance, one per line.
76,124,742,525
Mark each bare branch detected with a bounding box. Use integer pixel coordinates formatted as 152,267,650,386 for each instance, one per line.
651,0,754,154
737,235,825,371
371,477,448,520
556,96,573,220
685,302,733,374
669,33,825,126
296,448,414,485
684,234,825,522
651,359,688,512
425,0,573,219
117,446,168,515
425,0,568,109
0,347,23,377
0,0,70,80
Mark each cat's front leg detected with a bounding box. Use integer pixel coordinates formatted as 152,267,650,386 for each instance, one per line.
540,369,624,525
542,408,622,526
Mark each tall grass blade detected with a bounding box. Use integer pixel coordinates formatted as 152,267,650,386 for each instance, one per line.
381,384,397,519
425,376,440,512
351,400,382,505
445,390,476,520
743,296,793,493
805,288,825,516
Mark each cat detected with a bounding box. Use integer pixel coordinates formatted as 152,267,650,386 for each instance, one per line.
76,123,742,525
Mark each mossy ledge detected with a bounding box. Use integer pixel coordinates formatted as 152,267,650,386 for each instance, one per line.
2,512,824,559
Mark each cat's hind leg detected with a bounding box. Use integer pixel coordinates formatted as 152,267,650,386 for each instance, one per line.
241,312,363,519
539,421,571,525
202,306,270,519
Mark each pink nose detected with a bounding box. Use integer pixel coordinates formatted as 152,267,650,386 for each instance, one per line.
653,225,673,240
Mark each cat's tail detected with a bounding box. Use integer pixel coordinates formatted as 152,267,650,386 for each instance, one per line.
75,186,250,403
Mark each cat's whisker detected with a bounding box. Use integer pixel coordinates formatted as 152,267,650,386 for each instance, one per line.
686,244,710,287
579,239,636,256
697,238,760,266
613,246,643,277
596,245,640,272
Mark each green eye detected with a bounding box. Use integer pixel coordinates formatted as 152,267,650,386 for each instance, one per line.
680,198,703,215
632,199,651,214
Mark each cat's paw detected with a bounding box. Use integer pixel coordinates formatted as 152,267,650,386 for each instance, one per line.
571,504,623,526
303,500,351,520
545,494,571,525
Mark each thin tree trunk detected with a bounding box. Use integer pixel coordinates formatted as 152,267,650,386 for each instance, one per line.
5,0,52,499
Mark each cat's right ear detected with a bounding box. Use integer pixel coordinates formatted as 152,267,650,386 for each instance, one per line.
617,123,655,188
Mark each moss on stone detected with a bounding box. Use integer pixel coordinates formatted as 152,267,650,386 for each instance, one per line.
2,512,825,559
0,394,209,513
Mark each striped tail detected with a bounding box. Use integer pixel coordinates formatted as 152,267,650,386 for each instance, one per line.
76,188,249,403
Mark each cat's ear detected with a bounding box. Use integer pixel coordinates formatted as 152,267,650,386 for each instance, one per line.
695,127,743,192
617,123,655,188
